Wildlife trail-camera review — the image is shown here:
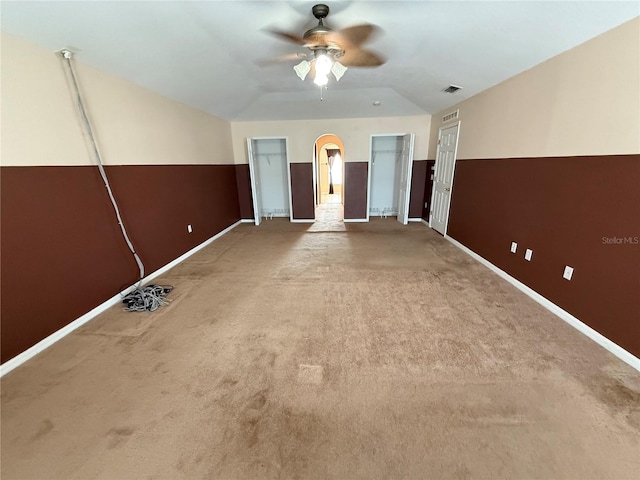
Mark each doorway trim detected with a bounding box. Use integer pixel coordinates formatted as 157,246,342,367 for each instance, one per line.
367,133,414,223
247,136,293,225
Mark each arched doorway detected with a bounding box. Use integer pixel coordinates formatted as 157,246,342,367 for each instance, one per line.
314,134,345,223
315,134,345,206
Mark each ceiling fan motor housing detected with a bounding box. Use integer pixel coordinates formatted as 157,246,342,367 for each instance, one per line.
312,4,330,20
304,3,343,58
304,5,331,42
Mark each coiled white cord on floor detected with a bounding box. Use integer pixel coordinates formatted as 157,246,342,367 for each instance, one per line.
122,284,173,312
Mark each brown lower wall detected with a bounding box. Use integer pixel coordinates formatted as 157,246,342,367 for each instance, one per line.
1,164,241,363
447,155,640,357
409,160,427,219
235,164,254,220
290,163,315,220
344,162,368,220
237,160,429,222
422,160,436,221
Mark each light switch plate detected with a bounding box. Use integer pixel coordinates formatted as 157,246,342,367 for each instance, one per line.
525,249,533,261
510,242,518,253
563,266,574,280
187,224,193,233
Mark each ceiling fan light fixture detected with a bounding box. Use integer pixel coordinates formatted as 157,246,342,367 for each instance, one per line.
267,3,384,95
314,72,329,86
315,52,333,76
331,61,347,81
293,60,311,80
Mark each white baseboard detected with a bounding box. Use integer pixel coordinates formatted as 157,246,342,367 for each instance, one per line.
421,219,430,227
240,219,254,224
445,236,640,372
408,218,423,222
0,220,243,377
344,218,368,223
291,219,315,223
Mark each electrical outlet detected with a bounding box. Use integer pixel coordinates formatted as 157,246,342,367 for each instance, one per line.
525,249,533,261
187,224,193,233
563,266,574,280
510,242,518,253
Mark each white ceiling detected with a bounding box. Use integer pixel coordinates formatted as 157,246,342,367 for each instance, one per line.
1,1,638,121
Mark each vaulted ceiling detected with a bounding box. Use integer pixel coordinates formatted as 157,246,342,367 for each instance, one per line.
2,1,638,121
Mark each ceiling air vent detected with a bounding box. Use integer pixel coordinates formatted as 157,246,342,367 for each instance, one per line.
442,84,463,94
442,109,459,123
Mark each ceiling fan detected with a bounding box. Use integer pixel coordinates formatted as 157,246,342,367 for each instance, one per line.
265,3,385,87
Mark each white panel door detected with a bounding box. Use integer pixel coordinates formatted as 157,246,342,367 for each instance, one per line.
396,133,415,225
430,123,460,235
247,138,262,226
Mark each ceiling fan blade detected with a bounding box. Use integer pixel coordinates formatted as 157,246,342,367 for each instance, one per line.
256,52,307,67
331,24,380,47
266,29,306,45
339,48,386,67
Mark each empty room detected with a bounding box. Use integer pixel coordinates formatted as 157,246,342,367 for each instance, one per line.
1,1,639,479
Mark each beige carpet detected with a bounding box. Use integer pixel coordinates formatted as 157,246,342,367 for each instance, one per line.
2,214,639,480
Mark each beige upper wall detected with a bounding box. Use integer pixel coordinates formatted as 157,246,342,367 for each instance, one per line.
1,33,233,167
428,17,640,160
231,115,431,164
